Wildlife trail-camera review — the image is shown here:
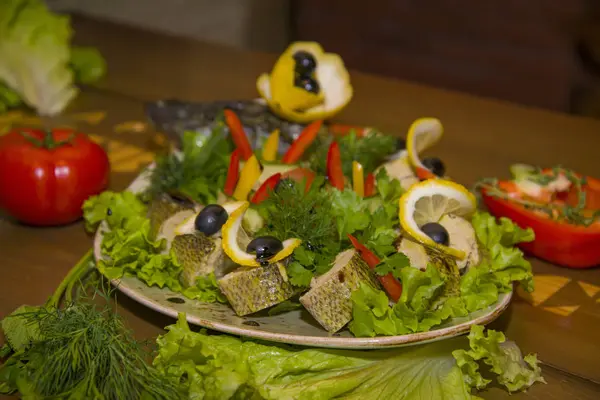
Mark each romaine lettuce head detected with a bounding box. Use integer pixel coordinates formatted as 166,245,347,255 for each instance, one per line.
0,0,77,116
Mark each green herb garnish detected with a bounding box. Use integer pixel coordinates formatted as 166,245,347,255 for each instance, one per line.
309,129,397,176
0,256,182,399
146,125,233,205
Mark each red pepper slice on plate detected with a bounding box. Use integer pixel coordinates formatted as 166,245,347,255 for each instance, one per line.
223,109,253,160
364,173,376,197
281,167,316,192
0,128,110,226
251,173,281,204
416,166,437,181
326,141,345,190
223,149,241,196
328,123,371,138
479,167,600,268
281,120,322,164
348,234,403,301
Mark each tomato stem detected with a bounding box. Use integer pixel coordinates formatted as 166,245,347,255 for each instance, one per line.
20,130,75,150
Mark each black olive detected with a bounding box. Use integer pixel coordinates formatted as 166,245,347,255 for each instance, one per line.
421,222,449,246
246,236,284,261
422,157,446,177
395,137,406,151
274,177,295,193
106,208,112,216
294,75,320,94
293,51,317,74
194,204,228,236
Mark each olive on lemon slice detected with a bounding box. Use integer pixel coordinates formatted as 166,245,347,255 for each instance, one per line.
257,41,353,124
221,201,301,267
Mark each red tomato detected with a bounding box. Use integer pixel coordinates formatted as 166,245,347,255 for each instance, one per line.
0,128,110,226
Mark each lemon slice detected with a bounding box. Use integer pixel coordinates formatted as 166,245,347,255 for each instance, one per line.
257,42,353,124
398,179,476,259
174,201,247,236
222,201,302,267
406,118,444,179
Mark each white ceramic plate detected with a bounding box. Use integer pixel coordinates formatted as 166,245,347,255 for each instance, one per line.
95,164,512,349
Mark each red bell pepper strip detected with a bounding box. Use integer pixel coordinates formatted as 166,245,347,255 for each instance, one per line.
480,171,600,268
416,166,436,180
281,167,316,193
328,123,371,138
326,141,345,190
223,109,253,160
364,173,376,197
281,120,322,164
223,149,240,196
251,173,282,204
348,234,403,302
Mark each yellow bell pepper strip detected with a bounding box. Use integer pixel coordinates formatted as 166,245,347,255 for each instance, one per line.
223,149,241,197
352,161,364,197
262,129,280,162
364,173,376,197
223,109,253,161
281,120,322,164
233,154,262,200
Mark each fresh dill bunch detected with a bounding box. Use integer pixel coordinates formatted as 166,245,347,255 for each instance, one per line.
256,177,337,248
255,178,339,287
308,129,397,176
146,125,233,204
1,293,183,400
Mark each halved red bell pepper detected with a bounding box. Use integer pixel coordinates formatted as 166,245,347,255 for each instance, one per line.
364,173,376,197
223,149,241,196
281,167,316,192
224,109,253,160
251,173,282,204
348,234,403,302
480,170,600,268
326,141,345,190
281,120,322,164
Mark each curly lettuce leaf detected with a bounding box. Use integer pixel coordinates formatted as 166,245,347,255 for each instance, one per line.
453,325,546,393
350,210,535,337
83,191,225,303
153,314,542,400
350,264,468,337
69,46,107,84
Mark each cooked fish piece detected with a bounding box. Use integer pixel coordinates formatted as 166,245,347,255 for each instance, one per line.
147,193,199,240
378,155,419,190
438,214,480,270
218,263,296,316
172,233,235,286
397,236,430,271
300,249,382,333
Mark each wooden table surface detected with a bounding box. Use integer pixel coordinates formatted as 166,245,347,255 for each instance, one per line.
1,15,600,399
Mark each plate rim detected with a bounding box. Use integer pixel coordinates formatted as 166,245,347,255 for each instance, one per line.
99,153,512,349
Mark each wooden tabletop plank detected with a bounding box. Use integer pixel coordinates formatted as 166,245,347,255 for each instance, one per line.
2,15,600,399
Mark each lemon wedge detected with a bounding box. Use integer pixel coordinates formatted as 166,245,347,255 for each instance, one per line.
406,118,444,179
221,201,302,267
257,42,353,124
398,179,476,259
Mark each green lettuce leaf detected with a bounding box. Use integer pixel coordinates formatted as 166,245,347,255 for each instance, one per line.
349,210,535,337
453,325,546,393
153,314,543,400
83,191,226,303
69,46,107,84
0,0,105,116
